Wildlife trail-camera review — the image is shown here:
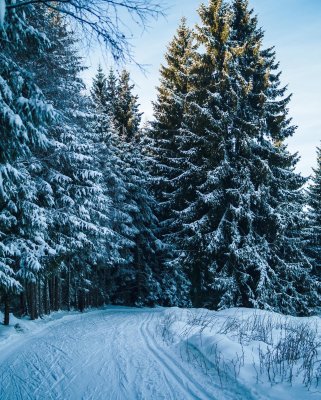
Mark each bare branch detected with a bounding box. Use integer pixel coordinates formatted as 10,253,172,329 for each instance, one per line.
6,0,166,63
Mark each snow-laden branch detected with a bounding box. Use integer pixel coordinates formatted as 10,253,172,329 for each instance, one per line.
0,0,6,26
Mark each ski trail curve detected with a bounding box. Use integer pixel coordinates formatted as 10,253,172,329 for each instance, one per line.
0,307,255,399
139,311,217,400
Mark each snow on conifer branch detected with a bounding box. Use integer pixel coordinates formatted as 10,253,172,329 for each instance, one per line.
0,0,5,27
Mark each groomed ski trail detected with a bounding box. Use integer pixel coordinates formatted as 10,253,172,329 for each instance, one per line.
0,308,255,400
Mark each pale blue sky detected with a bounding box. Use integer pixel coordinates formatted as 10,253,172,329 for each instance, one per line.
82,0,321,177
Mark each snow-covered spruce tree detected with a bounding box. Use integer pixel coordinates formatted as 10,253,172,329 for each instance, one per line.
114,70,142,142
164,2,232,307
90,68,135,304
111,145,163,306
0,3,54,323
90,66,179,306
220,0,319,315
143,18,196,305
105,68,118,119
90,64,108,112
305,145,321,280
148,18,195,229
175,0,318,314
48,17,113,313
22,8,112,313
113,65,190,306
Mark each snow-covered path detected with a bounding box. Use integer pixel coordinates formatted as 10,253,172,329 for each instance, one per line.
3,307,317,400
0,308,231,400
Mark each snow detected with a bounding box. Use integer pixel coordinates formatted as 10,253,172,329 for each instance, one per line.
0,307,320,399
0,0,5,27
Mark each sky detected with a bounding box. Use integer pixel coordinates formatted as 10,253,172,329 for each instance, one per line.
82,0,321,178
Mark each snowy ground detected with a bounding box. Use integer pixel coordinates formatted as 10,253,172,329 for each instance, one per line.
0,307,320,400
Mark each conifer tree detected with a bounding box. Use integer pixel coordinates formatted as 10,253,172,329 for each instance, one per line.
90,65,188,306
20,7,112,314
148,18,195,226
172,0,318,314
0,4,54,322
144,19,195,306
114,70,142,142
44,15,112,313
305,145,321,279
90,64,108,112
105,68,118,119
165,1,232,307
89,66,134,300
91,67,153,305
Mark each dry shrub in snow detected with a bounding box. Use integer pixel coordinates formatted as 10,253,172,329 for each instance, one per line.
158,309,321,391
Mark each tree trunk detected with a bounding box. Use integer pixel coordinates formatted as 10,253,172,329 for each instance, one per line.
136,239,144,305
37,279,42,317
78,289,85,312
66,267,71,311
51,276,55,311
44,278,50,315
20,291,26,316
3,293,10,325
27,282,39,320
29,284,36,320
54,274,59,311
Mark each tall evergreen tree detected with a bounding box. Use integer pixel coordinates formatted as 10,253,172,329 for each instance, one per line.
214,0,318,314
114,70,142,142
305,145,321,280
90,64,108,112
163,0,318,314
144,19,196,305
19,7,113,314
0,4,54,323
167,1,232,307
91,65,189,306
148,18,195,225
90,66,138,304
105,68,118,119
90,67,148,304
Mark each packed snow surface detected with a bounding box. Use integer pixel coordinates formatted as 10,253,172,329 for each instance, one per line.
0,307,320,399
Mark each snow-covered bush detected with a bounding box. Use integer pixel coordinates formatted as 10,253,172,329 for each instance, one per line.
158,308,321,394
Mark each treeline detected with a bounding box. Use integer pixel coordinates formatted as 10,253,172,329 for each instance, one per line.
0,0,320,325
0,4,188,325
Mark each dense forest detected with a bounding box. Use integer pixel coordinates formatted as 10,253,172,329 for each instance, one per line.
1,0,320,325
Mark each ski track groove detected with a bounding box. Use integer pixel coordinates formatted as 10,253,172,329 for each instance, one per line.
0,308,255,400
140,311,217,400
